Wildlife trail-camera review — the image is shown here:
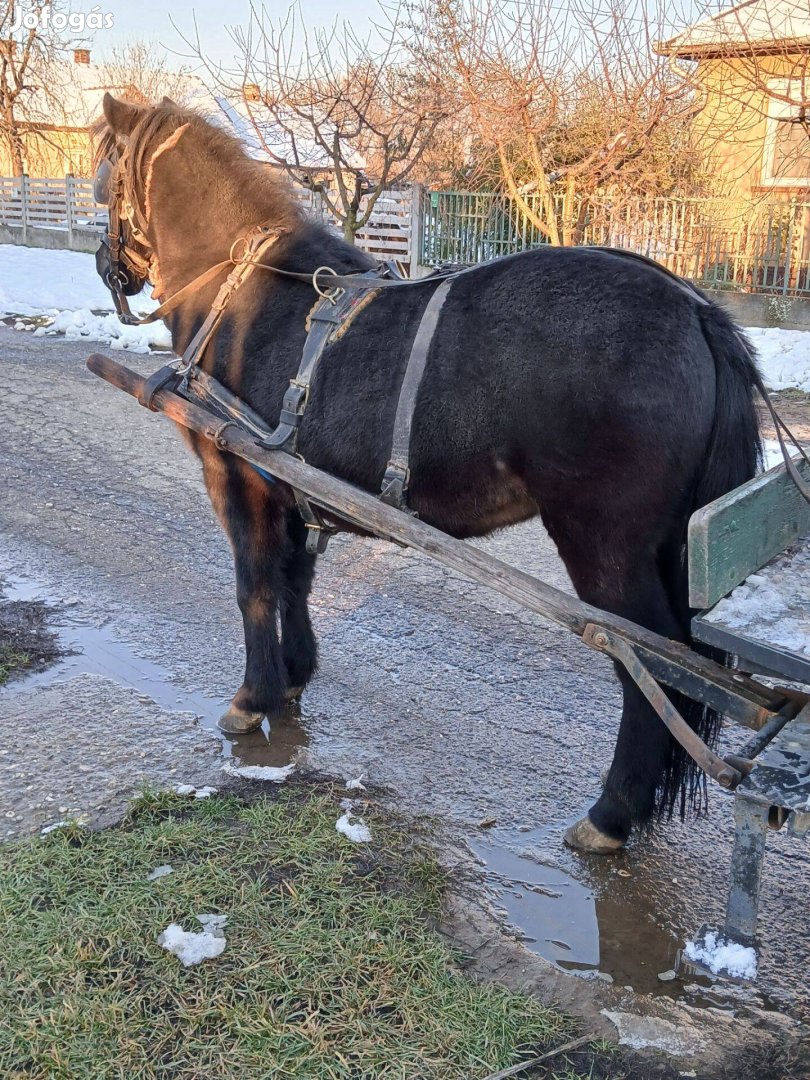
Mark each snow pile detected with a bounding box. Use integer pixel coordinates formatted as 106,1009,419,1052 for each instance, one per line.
684,930,757,979
221,762,295,782
34,308,171,353
745,327,810,392
0,244,112,315
0,243,168,352
158,914,228,967
761,439,790,472
335,811,372,843
174,784,218,799
705,543,810,658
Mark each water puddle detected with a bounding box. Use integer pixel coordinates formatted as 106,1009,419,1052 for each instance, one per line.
0,569,308,769
473,829,691,996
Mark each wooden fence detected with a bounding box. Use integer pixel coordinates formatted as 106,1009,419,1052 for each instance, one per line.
0,175,102,243
0,174,418,265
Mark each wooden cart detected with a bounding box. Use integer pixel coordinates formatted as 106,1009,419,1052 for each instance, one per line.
87,352,810,950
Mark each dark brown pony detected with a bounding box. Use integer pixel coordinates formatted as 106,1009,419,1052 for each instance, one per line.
92,94,762,853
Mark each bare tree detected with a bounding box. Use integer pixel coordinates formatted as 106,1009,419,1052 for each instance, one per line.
101,41,194,108
409,0,699,245
189,3,446,242
0,0,83,174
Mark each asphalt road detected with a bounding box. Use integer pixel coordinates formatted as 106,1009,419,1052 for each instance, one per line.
1,326,808,1018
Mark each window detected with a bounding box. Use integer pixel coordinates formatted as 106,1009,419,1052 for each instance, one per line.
762,78,810,187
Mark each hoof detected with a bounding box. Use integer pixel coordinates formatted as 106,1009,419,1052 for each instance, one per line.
284,685,304,703
218,706,265,734
564,816,626,854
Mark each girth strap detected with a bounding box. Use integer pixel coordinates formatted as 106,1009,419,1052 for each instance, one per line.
379,276,456,510
379,263,484,511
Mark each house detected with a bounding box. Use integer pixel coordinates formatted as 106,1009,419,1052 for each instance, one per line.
658,0,810,199
0,49,366,184
0,48,135,176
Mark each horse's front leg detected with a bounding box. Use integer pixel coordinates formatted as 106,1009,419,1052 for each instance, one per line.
191,436,291,733
279,512,318,702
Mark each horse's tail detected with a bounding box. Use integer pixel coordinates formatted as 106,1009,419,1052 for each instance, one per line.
656,299,762,820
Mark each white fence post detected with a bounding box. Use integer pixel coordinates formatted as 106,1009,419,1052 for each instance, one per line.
20,174,28,243
66,173,75,246
408,183,423,275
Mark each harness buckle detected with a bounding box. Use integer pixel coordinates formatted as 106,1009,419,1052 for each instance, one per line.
379,462,415,514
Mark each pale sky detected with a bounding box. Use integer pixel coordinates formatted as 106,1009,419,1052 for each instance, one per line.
84,1,381,67
80,0,717,71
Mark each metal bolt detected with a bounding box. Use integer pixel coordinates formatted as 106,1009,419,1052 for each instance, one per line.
592,632,610,649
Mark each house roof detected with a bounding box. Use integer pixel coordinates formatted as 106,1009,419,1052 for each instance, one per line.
658,0,810,59
19,58,366,171
211,95,365,172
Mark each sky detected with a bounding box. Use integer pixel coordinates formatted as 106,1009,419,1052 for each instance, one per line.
81,1,382,68
56,0,723,73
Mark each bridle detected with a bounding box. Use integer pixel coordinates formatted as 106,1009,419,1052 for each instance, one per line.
94,150,155,324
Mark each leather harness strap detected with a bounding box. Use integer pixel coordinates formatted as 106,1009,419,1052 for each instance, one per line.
380,275,459,510
137,227,285,410
258,270,384,454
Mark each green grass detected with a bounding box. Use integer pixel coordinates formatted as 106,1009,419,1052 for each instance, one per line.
0,787,571,1080
0,645,30,685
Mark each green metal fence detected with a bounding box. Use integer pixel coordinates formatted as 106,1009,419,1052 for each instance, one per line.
420,190,810,296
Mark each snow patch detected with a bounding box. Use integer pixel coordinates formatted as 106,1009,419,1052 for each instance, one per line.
0,244,169,352
705,542,810,658
221,762,295,782
34,308,171,353
0,244,114,315
147,865,174,882
601,1010,706,1056
158,920,227,966
41,813,88,835
40,820,70,835
683,930,758,979
196,913,228,938
174,783,218,799
335,812,372,843
745,326,810,392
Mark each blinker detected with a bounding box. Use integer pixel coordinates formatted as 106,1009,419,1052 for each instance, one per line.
94,158,114,204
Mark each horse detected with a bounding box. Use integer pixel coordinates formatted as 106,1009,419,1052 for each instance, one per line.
91,93,762,854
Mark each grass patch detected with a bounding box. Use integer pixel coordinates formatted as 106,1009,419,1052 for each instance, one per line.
0,787,571,1080
0,644,30,685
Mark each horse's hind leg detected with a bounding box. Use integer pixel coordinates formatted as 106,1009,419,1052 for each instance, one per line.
279,513,318,701
542,511,687,851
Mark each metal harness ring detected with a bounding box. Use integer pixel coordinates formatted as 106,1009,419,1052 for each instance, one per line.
312,265,341,304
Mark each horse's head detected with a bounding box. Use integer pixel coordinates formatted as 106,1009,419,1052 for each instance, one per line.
93,93,203,316
93,92,302,319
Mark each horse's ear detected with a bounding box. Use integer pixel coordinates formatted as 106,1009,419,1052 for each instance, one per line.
102,93,146,136
161,96,177,107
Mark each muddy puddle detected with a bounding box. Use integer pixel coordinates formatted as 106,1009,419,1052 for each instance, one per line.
0,569,308,770
472,830,720,1000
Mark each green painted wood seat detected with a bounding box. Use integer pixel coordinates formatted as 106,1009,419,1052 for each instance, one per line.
688,456,810,611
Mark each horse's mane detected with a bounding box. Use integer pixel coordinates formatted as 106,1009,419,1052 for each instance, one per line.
91,101,302,230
